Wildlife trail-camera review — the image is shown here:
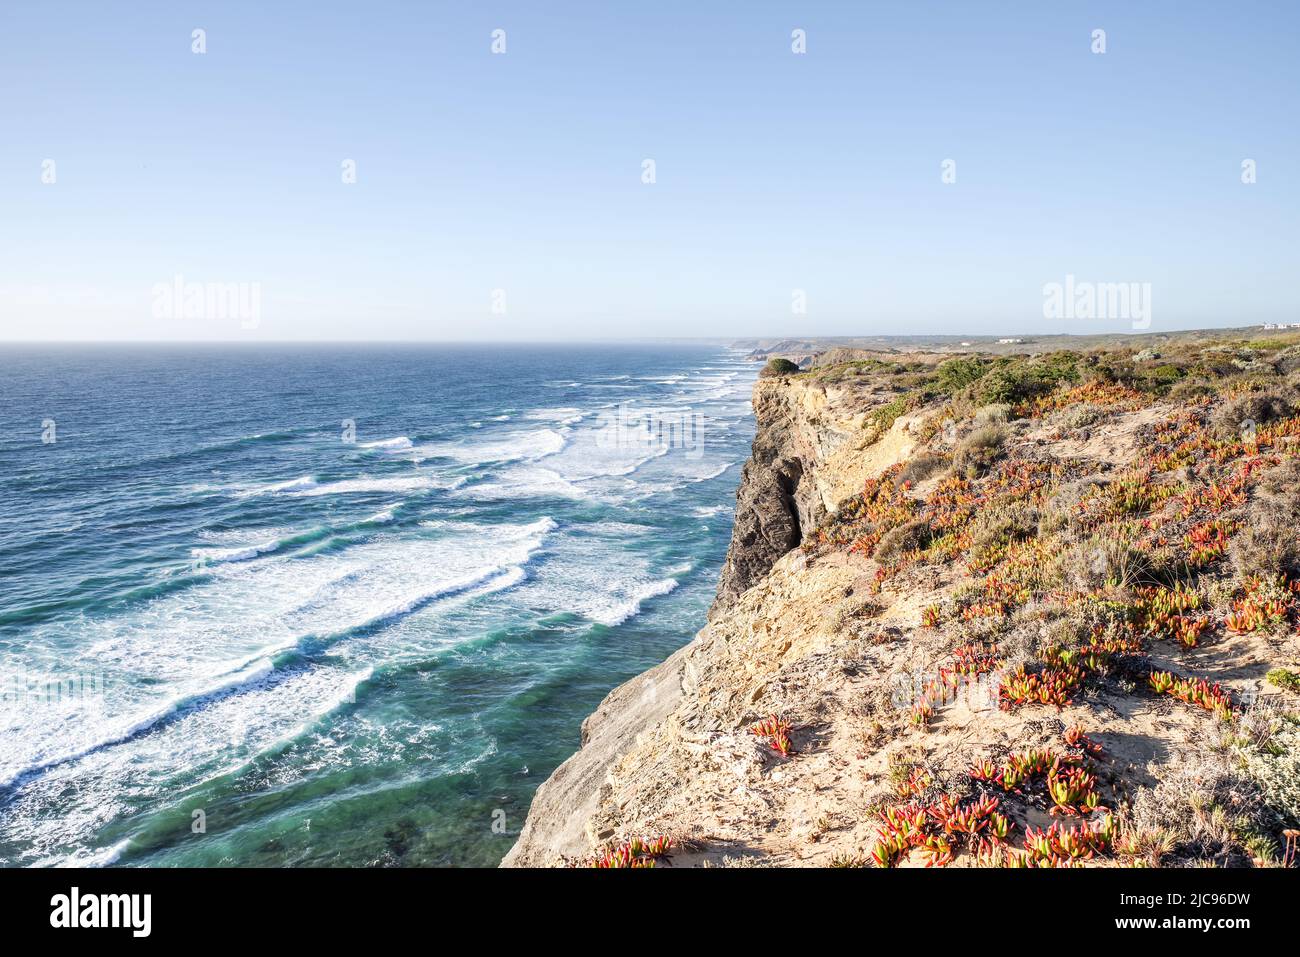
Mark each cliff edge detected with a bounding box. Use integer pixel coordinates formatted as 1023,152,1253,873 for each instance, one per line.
505,341,1300,868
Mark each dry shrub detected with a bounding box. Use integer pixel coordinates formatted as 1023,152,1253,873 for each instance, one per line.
1231,498,1300,581
1273,346,1300,375
898,452,949,485
832,594,882,633
1062,402,1105,429
1211,389,1294,440
1064,533,1154,591
1256,455,1300,496
875,517,933,564
1127,745,1277,866
968,500,1039,555
996,611,1090,669
1232,712,1300,828
1038,482,1089,538
953,424,1006,478
973,403,1011,427
1230,459,1300,580
1167,378,1216,402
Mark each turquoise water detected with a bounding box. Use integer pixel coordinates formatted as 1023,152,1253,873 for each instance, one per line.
0,343,756,866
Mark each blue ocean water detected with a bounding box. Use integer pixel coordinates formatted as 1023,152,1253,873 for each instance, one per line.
0,343,756,866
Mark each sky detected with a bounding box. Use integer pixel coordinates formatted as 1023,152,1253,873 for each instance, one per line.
0,1,1296,342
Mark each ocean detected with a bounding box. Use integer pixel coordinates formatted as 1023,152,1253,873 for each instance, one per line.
0,343,757,867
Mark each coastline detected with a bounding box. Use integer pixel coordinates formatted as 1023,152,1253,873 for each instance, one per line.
502,366,899,865
504,336,1300,868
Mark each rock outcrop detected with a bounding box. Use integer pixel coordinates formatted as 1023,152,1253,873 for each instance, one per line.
711,376,920,618
504,344,1299,868
504,371,919,865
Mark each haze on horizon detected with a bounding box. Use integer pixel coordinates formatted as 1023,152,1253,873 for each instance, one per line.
1,1,1297,343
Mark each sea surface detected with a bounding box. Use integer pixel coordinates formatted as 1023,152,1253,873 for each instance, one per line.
0,343,757,866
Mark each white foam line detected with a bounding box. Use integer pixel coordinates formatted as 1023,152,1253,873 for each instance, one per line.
191,539,281,564
358,436,413,451
40,835,134,869
0,656,276,792
590,578,680,627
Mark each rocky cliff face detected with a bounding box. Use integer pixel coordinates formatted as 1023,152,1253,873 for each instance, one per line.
504,346,1299,868
712,375,923,616
502,372,917,866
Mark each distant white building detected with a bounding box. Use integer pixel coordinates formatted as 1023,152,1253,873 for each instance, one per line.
997,337,1024,344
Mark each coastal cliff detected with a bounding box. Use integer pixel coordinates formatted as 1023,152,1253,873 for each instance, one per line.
504,344,1300,868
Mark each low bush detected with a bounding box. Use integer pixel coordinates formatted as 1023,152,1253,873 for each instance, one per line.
1211,389,1294,439
898,452,949,485
760,357,801,377
934,356,989,394
953,424,1006,478
1266,668,1300,694
876,517,934,563
1230,498,1300,581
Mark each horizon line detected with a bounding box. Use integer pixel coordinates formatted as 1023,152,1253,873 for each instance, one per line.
0,323,1281,347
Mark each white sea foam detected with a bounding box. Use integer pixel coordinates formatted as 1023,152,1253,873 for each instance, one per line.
234,473,460,499
0,516,555,797
0,655,277,791
452,466,590,502
191,539,282,564
414,428,567,466
39,836,135,869
363,505,400,524
237,475,318,497
588,578,679,626
524,407,584,424
2,661,381,866
691,461,737,482
358,436,413,451
290,475,463,497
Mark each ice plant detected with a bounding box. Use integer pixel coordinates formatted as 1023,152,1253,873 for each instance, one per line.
989,811,1012,840
592,835,673,868
921,604,941,628
1132,584,1209,647
920,834,953,868
749,715,795,756
1063,725,1104,757
1148,670,1175,695
951,642,1000,677
896,765,933,798
1183,519,1239,568
1024,823,1061,861
1225,582,1290,633
1001,747,1057,791
1047,763,1100,816
1148,670,1233,718
870,838,903,868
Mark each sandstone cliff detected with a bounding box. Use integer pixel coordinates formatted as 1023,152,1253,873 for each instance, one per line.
505,344,1300,868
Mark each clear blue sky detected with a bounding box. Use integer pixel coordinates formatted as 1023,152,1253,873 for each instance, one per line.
1,1,1296,341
